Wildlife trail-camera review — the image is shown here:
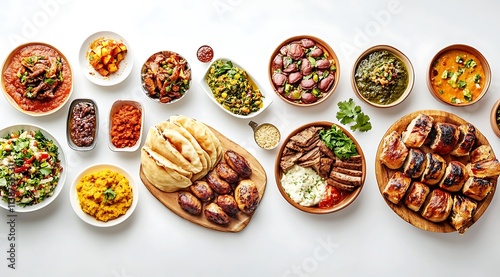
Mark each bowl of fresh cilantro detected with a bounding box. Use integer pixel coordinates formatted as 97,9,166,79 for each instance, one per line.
275,121,366,214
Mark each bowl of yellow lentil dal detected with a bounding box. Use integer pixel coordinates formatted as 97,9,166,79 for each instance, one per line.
69,164,138,227
199,58,273,119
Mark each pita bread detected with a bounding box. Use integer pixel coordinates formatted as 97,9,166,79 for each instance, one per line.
145,126,202,175
141,146,192,192
169,115,222,168
157,120,211,181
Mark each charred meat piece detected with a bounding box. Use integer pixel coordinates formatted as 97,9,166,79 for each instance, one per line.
178,191,202,215
470,145,495,163
420,153,447,185
450,123,476,157
224,150,252,179
216,162,240,183
449,194,477,234
466,159,500,178
189,180,214,202
204,203,230,225
206,170,232,194
462,177,494,201
382,171,412,205
318,157,333,179
429,122,460,155
379,130,409,170
421,189,453,223
438,161,468,192
401,113,434,148
326,178,357,192
404,182,430,212
402,148,426,178
216,194,239,217
234,179,260,214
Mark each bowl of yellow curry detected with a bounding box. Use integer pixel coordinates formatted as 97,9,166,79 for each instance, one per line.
199,58,272,119
70,164,138,227
427,44,491,106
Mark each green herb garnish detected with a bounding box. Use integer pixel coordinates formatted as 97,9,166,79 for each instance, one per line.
104,188,116,201
336,98,372,132
318,125,358,159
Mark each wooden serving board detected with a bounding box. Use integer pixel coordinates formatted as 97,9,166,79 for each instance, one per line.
375,110,497,233
140,126,267,233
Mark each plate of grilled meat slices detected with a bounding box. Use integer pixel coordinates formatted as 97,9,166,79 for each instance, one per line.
376,110,499,234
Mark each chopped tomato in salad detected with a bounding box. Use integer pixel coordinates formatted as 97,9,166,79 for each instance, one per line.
0,129,63,207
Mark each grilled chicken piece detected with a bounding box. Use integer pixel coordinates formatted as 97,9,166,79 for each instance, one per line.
189,180,214,202
206,170,232,194
420,153,447,185
449,194,477,234
379,131,409,170
178,191,202,215
204,203,230,225
429,122,460,155
216,194,239,217
470,145,495,163
462,177,494,201
383,171,412,205
216,162,239,183
466,159,500,178
404,181,430,212
438,161,468,192
234,179,260,214
402,148,427,178
224,150,252,179
401,114,434,148
450,123,476,157
421,189,453,223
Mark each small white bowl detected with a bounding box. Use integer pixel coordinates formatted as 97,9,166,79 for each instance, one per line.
79,31,134,86
69,164,139,227
108,100,143,152
199,58,272,119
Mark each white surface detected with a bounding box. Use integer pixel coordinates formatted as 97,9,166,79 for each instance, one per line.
69,164,138,228
1,0,500,276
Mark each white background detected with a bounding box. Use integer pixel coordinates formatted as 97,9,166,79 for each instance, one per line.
1,0,500,276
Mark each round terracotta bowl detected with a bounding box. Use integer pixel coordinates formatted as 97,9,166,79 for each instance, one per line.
1,42,73,116
268,35,340,107
427,44,491,107
351,45,414,108
275,122,365,214
490,99,500,138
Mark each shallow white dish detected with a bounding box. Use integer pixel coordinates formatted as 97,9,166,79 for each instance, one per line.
79,31,134,86
108,100,143,152
0,124,66,213
199,58,272,119
69,163,139,227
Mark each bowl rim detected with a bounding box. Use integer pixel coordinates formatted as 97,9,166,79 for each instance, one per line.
69,163,139,227
268,35,340,107
351,44,414,108
1,42,73,116
274,121,365,214
199,57,273,119
140,50,192,104
0,123,67,212
490,98,500,138
79,30,134,86
66,98,99,151
108,99,144,152
426,43,491,107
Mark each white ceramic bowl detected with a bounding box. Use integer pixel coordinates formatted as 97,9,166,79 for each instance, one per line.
199,58,272,119
0,124,66,212
69,163,139,227
79,31,134,86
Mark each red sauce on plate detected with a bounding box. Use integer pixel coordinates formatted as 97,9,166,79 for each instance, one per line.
197,45,214,63
2,44,72,113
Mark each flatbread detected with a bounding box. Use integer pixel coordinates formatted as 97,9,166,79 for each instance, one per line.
169,115,222,168
141,146,192,192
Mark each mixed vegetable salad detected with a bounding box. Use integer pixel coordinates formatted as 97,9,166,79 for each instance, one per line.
0,129,63,207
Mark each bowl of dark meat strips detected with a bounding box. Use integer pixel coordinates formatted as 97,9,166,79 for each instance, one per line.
141,50,192,104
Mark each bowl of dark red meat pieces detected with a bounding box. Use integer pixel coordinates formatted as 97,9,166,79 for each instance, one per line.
141,50,192,104
269,35,340,106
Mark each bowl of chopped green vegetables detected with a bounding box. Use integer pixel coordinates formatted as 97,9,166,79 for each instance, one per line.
199,58,272,119
0,124,66,213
